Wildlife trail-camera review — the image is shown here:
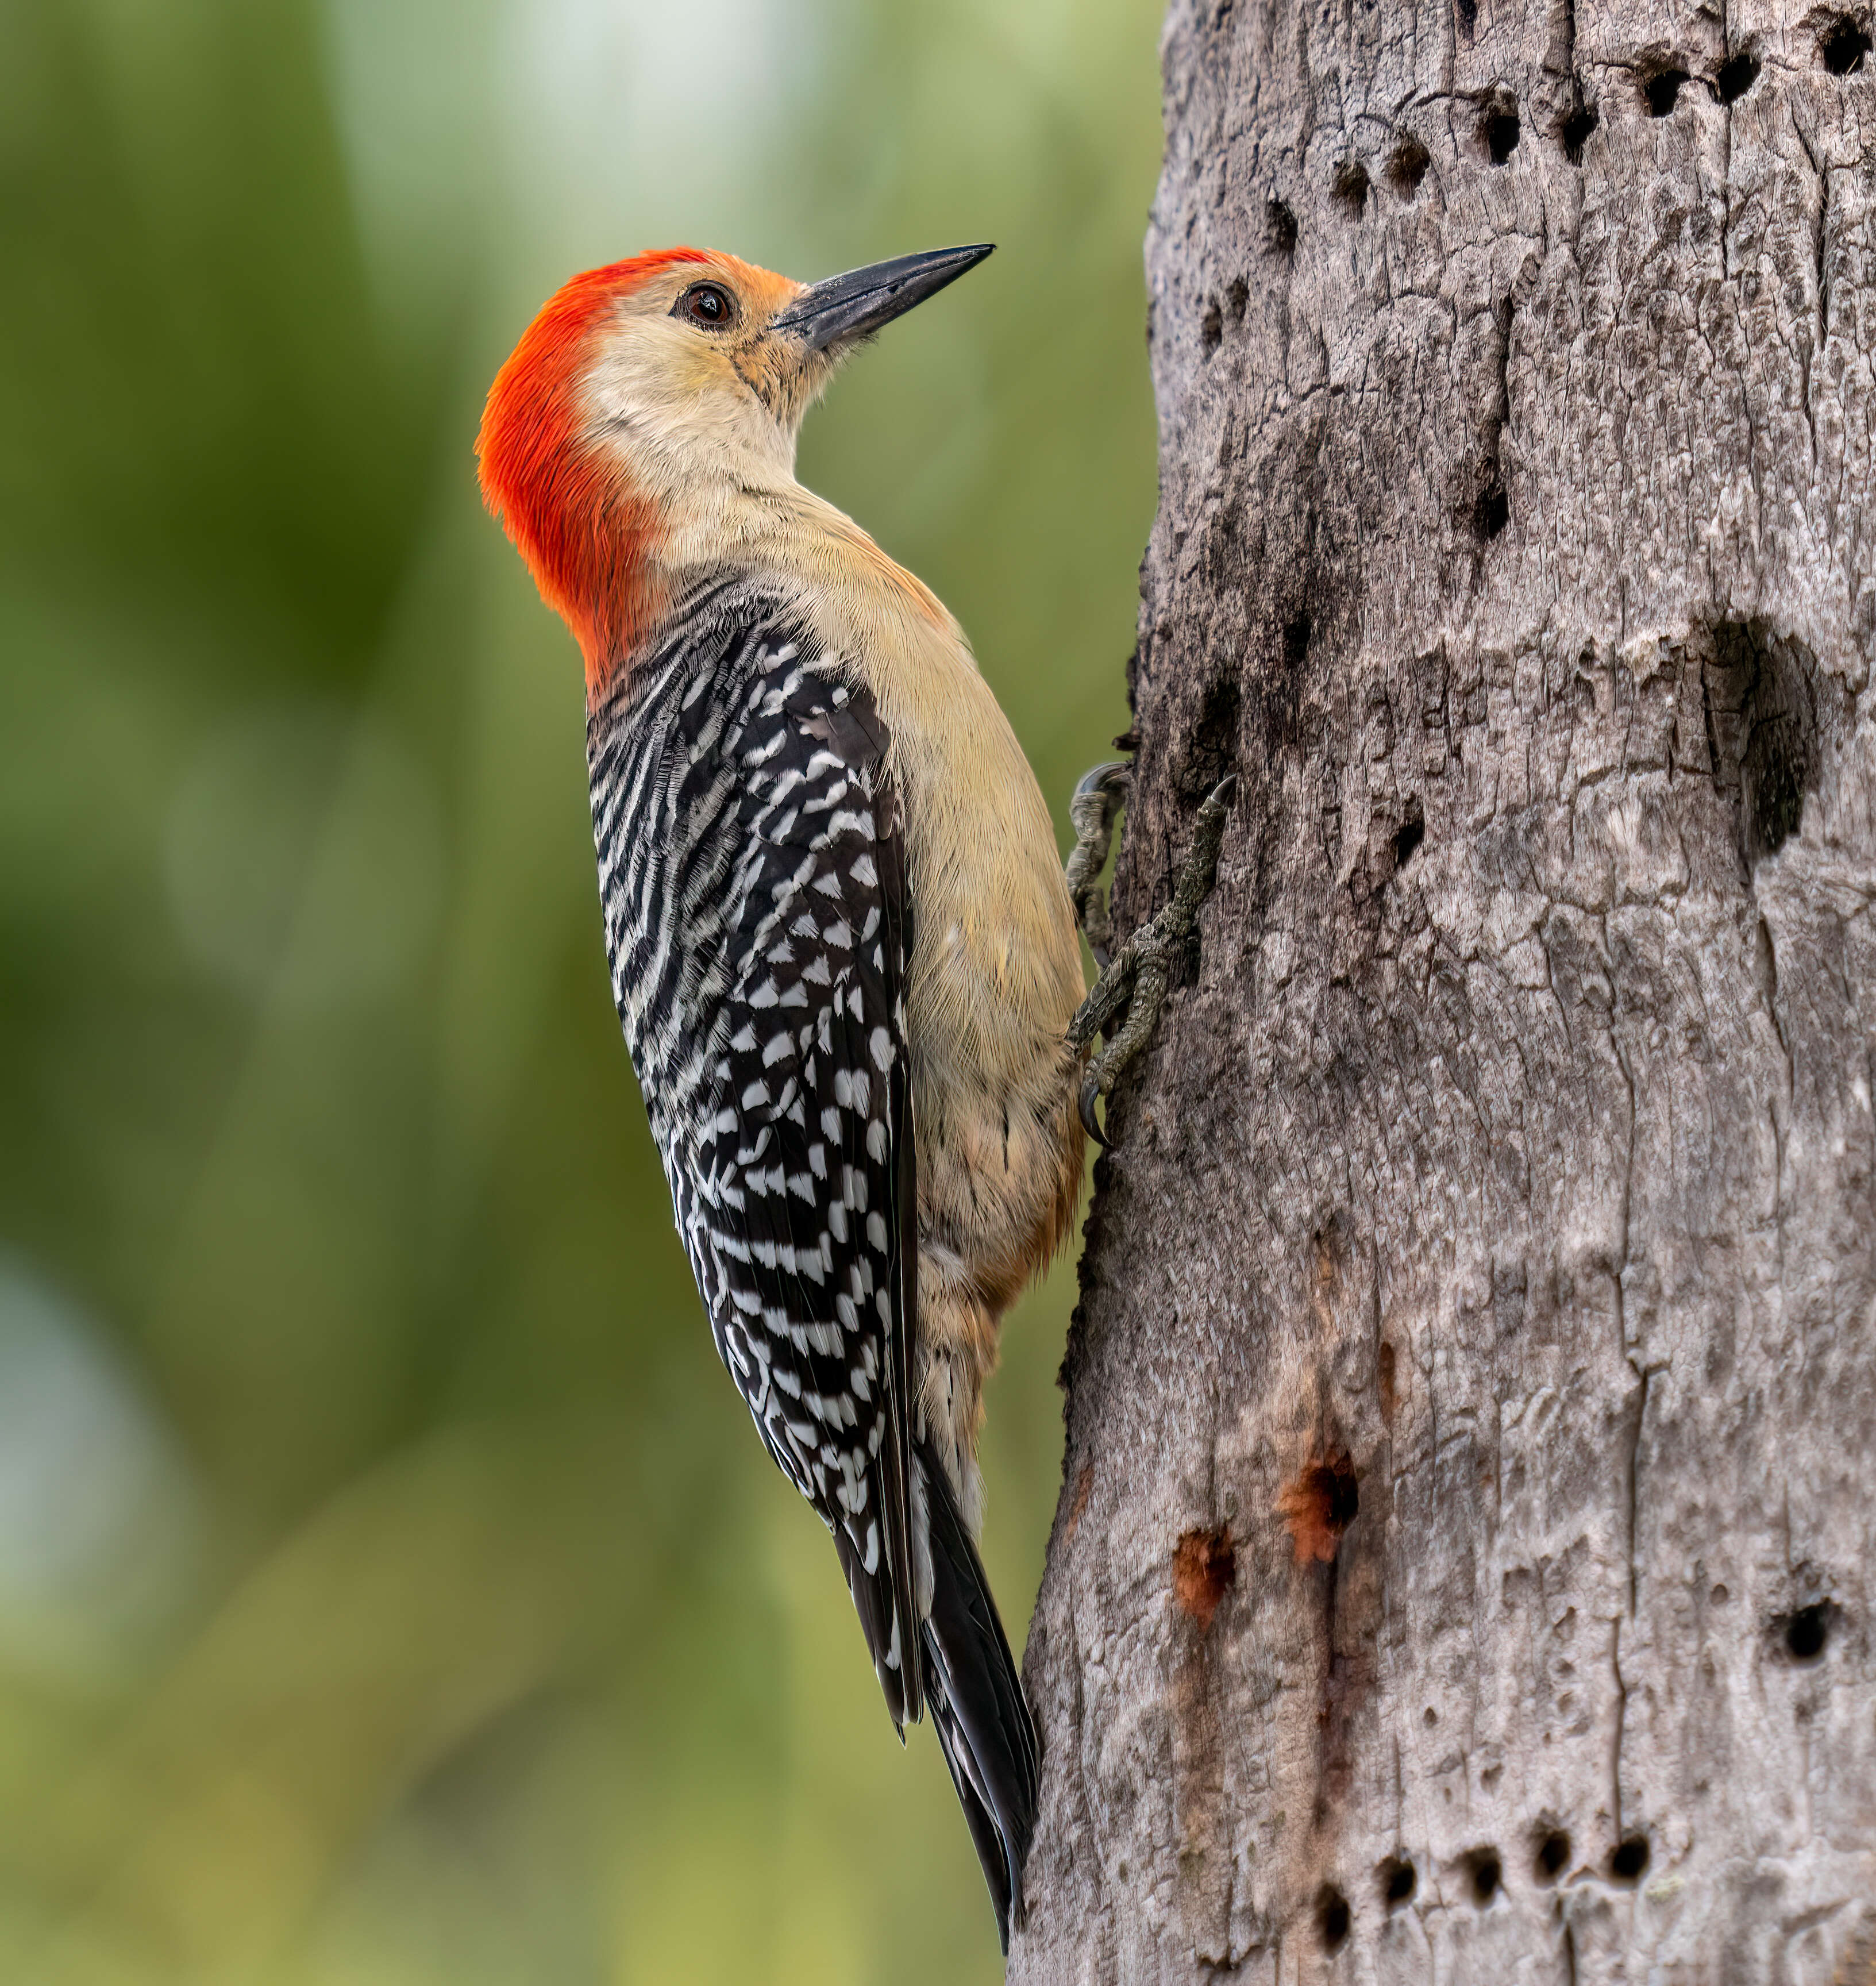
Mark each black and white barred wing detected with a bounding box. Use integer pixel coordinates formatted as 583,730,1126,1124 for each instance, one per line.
589,602,922,1731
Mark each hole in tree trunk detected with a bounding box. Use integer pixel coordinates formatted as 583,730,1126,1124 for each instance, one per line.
1172,1525,1236,1629
1702,621,1847,877
1642,65,1689,113
1786,1606,1829,1659
1392,799,1425,873
1317,1886,1351,1948
1716,49,1761,99
1332,160,1370,214
1480,98,1520,162
1474,482,1510,539
1820,13,1871,71
1386,137,1430,193
1774,1598,1838,1662
1560,99,1599,160
1277,1450,1359,1562
1609,1837,1650,1884
1465,1849,1502,1903
1381,1856,1416,1904
1534,1828,1571,1882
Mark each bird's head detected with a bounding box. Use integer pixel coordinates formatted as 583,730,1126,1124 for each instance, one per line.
477,244,992,694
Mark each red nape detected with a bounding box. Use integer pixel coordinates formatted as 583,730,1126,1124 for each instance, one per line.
477,249,711,697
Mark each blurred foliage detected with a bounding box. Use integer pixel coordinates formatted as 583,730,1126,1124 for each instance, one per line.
0,0,1162,1978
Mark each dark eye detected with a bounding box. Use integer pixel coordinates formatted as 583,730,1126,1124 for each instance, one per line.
676,282,735,329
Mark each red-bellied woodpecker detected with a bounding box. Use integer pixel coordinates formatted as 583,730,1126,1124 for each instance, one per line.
477,243,1229,1947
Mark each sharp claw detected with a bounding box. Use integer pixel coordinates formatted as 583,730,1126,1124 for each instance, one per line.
1074,760,1132,803
1078,1071,1108,1146
1207,773,1238,810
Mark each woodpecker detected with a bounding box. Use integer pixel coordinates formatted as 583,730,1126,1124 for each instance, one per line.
479,243,1083,1945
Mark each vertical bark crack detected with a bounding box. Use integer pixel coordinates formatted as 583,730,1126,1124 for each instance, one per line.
1793,121,1831,468
1609,1615,1630,1835
1625,1365,1651,1617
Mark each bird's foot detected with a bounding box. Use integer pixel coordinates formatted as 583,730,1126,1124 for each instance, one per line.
1063,760,1130,969
1067,775,1235,1145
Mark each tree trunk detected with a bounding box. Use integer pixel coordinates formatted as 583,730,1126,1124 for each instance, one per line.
1012,0,1876,1977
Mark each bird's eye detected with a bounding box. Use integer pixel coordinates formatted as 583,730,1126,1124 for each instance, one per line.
676,282,735,329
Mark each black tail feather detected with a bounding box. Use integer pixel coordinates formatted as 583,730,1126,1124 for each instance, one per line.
916,1440,1040,1954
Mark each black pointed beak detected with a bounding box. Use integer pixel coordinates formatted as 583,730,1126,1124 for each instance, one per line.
771,244,994,352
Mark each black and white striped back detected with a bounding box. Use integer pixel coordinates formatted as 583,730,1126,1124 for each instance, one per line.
585,577,922,1724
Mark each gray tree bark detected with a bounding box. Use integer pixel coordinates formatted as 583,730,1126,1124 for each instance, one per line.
1011,0,1876,1979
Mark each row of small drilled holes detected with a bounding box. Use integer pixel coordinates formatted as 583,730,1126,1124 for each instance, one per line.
1312,1606,1836,1949
1636,14,1868,118
1323,13,1871,213
1317,1831,1644,1952
1205,13,1873,316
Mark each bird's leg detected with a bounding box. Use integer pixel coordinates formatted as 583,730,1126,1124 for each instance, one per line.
1062,760,1130,969
1067,774,1235,1144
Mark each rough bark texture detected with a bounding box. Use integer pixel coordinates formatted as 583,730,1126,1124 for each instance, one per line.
1013,0,1876,1978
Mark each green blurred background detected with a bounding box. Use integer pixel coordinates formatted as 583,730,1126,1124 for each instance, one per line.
0,0,1161,1978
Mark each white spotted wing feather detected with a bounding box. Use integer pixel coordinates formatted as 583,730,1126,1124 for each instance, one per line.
587,580,922,1727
